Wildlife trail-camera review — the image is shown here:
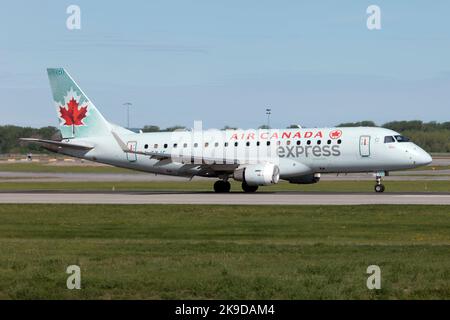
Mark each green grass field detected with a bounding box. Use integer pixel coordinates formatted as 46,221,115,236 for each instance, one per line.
0,163,137,174
0,162,449,174
0,204,449,299
1,179,450,193
409,165,450,171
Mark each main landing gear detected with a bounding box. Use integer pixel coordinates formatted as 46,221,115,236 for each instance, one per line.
213,180,231,193
213,180,259,193
241,182,258,193
374,175,385,193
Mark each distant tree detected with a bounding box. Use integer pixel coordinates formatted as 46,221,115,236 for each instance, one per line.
380,121,450,152
287,124,301,129
383,120,423,132
258,125,270,129
337,121,377,127
222,125,237,130
442,122,450,130
400,130,450,153
0,125,59,154
162,125,186,132
2,121,450,154
142,125,160,132
142,125,187,132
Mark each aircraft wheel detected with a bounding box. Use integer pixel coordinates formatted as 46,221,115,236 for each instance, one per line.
374,184,385,193
224,181,231,192
214,180,230,193
242,182,258,193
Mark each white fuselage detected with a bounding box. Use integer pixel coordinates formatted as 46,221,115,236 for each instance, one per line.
59,126,432,180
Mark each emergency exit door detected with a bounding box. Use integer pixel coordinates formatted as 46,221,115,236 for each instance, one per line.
359,136,370,157
126,141,137,162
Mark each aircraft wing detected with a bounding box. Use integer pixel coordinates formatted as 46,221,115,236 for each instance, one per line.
19,138,94,150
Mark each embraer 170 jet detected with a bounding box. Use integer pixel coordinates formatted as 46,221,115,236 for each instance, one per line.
21,68,432,193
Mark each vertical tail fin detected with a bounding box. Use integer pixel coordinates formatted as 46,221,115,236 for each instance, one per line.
47,68,111,139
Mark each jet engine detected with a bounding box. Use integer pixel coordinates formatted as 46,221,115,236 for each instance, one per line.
234,163,280,186
288,173,321,184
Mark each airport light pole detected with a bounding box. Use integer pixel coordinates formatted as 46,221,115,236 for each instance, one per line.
266,108,272,129
123,102,132,129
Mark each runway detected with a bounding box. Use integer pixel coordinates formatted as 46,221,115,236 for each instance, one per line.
2,171,450,183
1,191,450,205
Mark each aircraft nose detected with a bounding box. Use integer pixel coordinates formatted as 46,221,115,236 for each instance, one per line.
416,148,432,166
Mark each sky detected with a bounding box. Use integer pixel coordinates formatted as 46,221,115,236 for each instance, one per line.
0,0,449,129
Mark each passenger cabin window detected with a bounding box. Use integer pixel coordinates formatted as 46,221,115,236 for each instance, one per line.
183,143,188,148
384,136,395,143
394,135,410,143
144,144,148,149
256,141,260,146
266,141,271,146
296,140,301,145
164,144,168,149
234,142,238,147
154,144,158,148
337,139,342,144
246,142,250,147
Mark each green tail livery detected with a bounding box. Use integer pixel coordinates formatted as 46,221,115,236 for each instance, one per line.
47,68,111,139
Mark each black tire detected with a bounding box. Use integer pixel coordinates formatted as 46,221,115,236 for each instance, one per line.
242,182,258,193
213,180,223,193
214,180,231,193
223,181,231,193
374,184,385,193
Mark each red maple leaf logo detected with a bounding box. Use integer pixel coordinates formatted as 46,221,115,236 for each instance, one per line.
59,98,88,126
329,130,342,139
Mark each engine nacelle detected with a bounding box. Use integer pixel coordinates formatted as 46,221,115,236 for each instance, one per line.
288,173,321,184
234,163,280,186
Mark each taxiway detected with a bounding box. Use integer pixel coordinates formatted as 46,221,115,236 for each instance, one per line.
1,191,449,205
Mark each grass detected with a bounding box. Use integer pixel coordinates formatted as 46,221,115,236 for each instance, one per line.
409,165,450,171
0,204,449,300
1,180,450,193
1,162,450,174
0,163,137,174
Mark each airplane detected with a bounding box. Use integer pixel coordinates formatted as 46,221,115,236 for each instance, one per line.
21,68,433,193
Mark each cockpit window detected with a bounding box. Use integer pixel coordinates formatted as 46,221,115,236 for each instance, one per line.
394,135,410,143
384,136,395,143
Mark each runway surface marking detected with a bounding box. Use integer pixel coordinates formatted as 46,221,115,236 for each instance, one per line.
1,192,450,205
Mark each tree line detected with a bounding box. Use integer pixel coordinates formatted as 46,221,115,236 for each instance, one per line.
1,121,449,154
336,121,450,153
0,125,61,154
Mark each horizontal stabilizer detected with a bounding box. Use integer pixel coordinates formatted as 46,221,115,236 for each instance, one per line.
20,138,94,150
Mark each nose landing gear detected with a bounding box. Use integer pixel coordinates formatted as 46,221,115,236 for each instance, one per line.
374,174,385,193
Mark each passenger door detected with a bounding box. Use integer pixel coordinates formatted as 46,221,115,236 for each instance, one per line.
359,135,371,157
126,141,137,162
